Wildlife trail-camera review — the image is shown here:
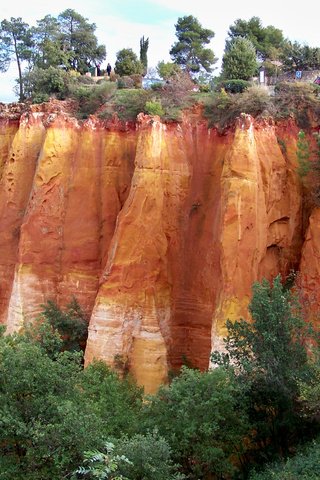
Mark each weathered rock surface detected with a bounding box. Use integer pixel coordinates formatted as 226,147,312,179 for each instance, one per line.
0,102,318,393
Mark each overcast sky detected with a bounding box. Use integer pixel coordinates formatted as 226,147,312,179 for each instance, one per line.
0,0,319,102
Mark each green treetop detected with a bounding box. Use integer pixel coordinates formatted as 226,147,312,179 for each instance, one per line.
222,37,258,80
170,15,216,73
114,48,144,76
0,17,33,101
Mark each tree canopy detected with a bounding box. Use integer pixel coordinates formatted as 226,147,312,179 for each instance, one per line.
57,9,106,73
227,16,285,61
114,48,144,76
170,15,216,73
0,17,33,100
222,37,258,80
212,275,319,463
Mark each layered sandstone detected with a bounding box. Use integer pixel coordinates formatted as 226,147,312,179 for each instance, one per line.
0,102,317,392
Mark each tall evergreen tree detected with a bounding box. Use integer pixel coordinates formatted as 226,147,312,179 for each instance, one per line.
57,9,106,73
30,15,69,69
140,35,149,73
227,16,284,61
0,17,33,100
170,15,216,73
222,37,258,80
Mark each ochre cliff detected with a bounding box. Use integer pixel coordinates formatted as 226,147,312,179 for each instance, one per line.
0,102,318,393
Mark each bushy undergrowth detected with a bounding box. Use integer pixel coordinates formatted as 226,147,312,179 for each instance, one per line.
274,81,320,128
0,278,320,479
70,81,117,118
203,81,320,129
204,85,274,128
249,438,320,480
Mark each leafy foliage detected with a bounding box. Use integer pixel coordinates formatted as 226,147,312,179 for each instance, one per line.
70,80,117,118
73,442,130,480
142,366,248,479
115,432,185,480
281,40,320,72
30,14,69,70
170,15,216,73
0,17,33,100
57,9,106,73
227,16,285,61
144,99,164,116
297,130,311,179
80,360,143,438
98,88,149,121
114,48,143,76
0,334,103,479
249,437,320,480
222,37,258,80
204,86,274,128
21,66,72,102
40,297,88,351
273,82,320,128
212,275,319,463
216,78,250,93
157,60,181,79
139,36,149,73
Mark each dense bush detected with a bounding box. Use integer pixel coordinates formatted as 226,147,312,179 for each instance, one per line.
216,79,250,93
212,275,320,467
0,326,143,479
98,89,149,121
204,86,274,128
274,81,320,128
80,360,143,438
115,432,184,480
0,333,103,479
249,438,320,480
22,66,73,102
144,99,164,116
70,81,117,118
38,297,88,352
142,366,248,479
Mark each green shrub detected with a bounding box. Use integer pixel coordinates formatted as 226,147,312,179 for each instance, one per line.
73,441,131,480
115,432,184,480
77,75,96,85
22,66,72,101
217,79,250,93
199,83,211,93
32,93,50,104
39,297,88,352
151,82,165,91
99,89,150,121
142,367,248,479
204,86,274,128
117,76,135,89
274,81,320,128
249,438,320,480
144,99,164,116
212,275,319,465
0,335,103,480
70,81,117,118
80,360,143,437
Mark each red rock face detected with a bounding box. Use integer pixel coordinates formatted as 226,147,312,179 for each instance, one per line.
0,104,317,393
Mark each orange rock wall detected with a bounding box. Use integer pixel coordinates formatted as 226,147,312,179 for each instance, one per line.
0,105,317,393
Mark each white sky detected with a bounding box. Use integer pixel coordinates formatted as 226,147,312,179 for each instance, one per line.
0,0,319,102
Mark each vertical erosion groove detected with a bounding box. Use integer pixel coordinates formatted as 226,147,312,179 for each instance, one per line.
0,110,313,393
